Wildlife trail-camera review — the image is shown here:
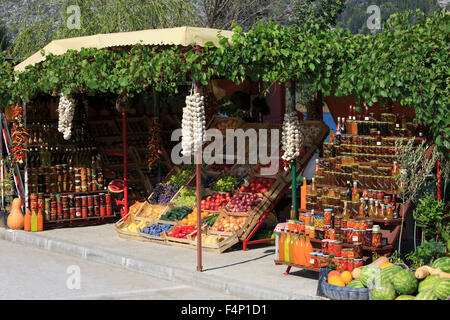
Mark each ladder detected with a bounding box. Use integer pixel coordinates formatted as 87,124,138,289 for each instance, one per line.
0,113,26,211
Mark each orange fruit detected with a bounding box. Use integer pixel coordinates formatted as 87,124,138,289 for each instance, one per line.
327,270,341,282
328,275,346,287
340,271,353,285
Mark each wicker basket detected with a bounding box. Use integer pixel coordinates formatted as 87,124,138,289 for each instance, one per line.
317,268,370,300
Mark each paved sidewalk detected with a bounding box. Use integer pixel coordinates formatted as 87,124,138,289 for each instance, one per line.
0,224,321,300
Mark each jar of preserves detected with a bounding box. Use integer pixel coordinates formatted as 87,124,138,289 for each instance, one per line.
353,259,364,269
310,252,318,268
341,219,348,229
352,229,363,244
334,215,342,228
346,228,353,244
353,242,363,259
315,253,323,268
334,241,343,257
364,229,373,247
372,230,382,248
321,239,328,255
335,257,343,272
324,209,333,226
346,258,354,272
321,255,329,268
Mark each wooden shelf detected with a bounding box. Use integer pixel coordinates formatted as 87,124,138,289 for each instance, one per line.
274,260,320,272
315,183,397,196
309,238,393,253
39,190,107,197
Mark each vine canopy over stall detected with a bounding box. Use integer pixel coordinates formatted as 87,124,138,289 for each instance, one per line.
0,10,448,151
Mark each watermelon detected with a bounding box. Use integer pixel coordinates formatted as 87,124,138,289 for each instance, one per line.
434,278,450,300
380,265,403,284
396,295,416,300
432,256,450,273
391,270,418,295
360,265,381,288
418,274,441,292
371,282,397,300
347,279,365,288
415,289,438,300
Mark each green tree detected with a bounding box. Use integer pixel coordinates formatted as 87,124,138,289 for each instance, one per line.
0,22,9,52
8,0,199,60
293,0,346,29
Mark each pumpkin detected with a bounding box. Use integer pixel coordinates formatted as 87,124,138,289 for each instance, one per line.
7,198,24,230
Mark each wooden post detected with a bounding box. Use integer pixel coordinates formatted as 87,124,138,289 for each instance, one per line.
194,81,203,272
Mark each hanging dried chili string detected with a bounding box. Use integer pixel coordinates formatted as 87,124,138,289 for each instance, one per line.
10,104,28,164
147,119,163,170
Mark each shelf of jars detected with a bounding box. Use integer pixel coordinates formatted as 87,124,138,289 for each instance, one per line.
275,112,420,274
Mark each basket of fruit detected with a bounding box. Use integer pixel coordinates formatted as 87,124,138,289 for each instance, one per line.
317,267,370,300
140,222,173,244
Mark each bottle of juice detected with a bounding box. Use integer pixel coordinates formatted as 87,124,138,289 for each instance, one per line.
289,231,296,264
24,209,31,232
278,228,286,261
304,233,313,267
37,210,44,232
284,229,291,263
292,232,300,265
30,210,38,232
298,233,306,266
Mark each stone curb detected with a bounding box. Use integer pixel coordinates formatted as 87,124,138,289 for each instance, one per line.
0,228,318,300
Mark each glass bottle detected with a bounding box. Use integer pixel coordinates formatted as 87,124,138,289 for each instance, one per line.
289,231,296,264
364,106,370,121
335,118,342,145
278,228,286,261
346,180,352,202
284,230,291,263
342,117,347,134
376,130,382,146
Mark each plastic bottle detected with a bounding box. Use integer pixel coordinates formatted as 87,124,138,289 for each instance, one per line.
293,232,300,265
37,211,44,232
298,233,306,266
24,209,31,232
289,231,296,264
304,233,313,267
30,210,37,232
284,229,291,263
290,231,298,264
278,228,286,261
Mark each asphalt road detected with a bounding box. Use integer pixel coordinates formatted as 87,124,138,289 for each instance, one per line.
0,239,243,300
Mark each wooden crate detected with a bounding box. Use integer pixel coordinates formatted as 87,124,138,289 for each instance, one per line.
188,228,240,253
133,202,171,224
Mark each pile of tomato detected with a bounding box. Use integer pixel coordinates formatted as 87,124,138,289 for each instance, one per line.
239,177,274,193
167,226,196,239
201,192,232,211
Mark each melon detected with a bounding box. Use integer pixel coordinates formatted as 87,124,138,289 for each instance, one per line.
418,274,440,292
347,279,365,289
360,265,381,288
108,179,125,193
391,270,418,295
395,295,416,300
380,265,403,284
415,289,438,300
434,278,450,300
432,256,450,273
371,282,397,300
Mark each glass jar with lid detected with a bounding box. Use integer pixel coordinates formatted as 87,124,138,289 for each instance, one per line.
372,230,382,248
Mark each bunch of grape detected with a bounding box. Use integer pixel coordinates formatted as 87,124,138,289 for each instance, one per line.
149,183,179,204
149,183,165,204
158,184,179,204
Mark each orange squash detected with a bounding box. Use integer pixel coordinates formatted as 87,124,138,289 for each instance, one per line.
7,198,24,230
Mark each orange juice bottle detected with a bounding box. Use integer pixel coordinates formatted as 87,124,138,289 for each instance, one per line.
304,233,313,267
278,228,286,261
291,232,299,264
284,229,291,262
289,231,296,264
294,232,301,265
298,233,306,266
